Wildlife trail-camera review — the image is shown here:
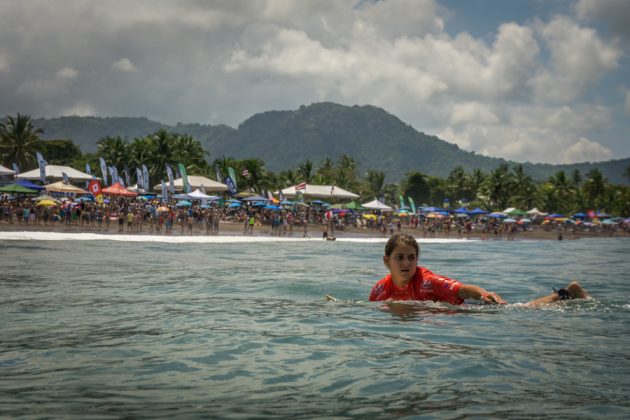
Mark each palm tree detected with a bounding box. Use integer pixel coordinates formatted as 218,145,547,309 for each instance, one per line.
467,168,486,203
172,134,208,168
446,166,468,203
483,164,512,210
240,158,268,193
314,158,335,184
511,164,536,209
146,129,176,186
401,171,431,206
582,168,607,209
364,170,386,199
0,113,43,169
297,160,314,183
97,136,129,169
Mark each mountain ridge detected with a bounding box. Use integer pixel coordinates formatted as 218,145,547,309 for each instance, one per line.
31,102,630,184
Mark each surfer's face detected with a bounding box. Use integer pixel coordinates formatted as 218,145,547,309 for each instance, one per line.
384,244,418,285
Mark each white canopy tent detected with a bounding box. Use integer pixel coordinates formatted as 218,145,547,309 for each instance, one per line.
0,164,15,175
187,189,220,200
156,175,227,192
526,207,548,217
279,184,359,200
17,164,94,181
361,199,394,211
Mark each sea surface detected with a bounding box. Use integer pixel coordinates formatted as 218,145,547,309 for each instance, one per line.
1,232,629,418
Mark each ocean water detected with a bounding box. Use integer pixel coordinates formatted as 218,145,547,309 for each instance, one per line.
1,232,629,418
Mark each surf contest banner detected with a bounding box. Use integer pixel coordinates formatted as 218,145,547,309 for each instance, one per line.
142,164,150,191
215,165,222,183
408,197,416,214
136,168,144,190
88,179,104,204
161,180,168,203
165,164,175,193
122,167,131,188
399,194,406,211
99,157,108,186
228,167,238,191
36,151,46,183
224,176,236,195
178,163,191,193
62,172,69,185
12,162,19,174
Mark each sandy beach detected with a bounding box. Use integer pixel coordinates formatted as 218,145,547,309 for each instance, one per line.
0,219,622,241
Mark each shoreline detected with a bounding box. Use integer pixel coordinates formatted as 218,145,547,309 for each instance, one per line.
0,220,624,241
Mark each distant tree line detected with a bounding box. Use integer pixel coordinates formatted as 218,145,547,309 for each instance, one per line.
2,113,629,215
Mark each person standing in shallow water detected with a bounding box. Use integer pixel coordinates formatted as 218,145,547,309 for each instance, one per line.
369,233,590,306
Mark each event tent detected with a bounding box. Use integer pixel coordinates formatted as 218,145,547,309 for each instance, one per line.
102,182,137,197
279,184,359,199
155,175,227,192
17,179,45,190
44,181,89,194
0,164,15,175
0,183,38,194
187,189,219,200
526,208,548,217
17,164,94,182
361,199,394,211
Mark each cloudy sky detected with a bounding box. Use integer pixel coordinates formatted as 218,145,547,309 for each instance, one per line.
0,0,628,164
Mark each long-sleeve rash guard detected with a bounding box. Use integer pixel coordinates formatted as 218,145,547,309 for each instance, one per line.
369,266,464,305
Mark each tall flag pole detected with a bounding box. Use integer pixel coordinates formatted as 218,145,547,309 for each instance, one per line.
99,157,108,186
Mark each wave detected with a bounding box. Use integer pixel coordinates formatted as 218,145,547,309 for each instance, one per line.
0,231,475,244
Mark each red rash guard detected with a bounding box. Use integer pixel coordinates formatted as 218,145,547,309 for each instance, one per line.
369,266,464,305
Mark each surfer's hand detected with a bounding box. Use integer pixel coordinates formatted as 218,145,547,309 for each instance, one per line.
480,291,507,305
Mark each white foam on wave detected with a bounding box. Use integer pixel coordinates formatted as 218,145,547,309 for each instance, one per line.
0,231,475,244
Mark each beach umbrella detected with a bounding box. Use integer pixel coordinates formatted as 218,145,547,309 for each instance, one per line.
468,207,488,215
228,202,242,208
601,219,617,225
502,218,517,223
506,208,527,216
36,199,58,207
227,198,242,203
453,206,470,214
157,206,170,212
517,218,532,224
264,205,280,210
488,212,507,218
280,199,294,205
176,200,192,207
572,212,587,219
421,206,445,213
32,195,60,203
242,195,269,202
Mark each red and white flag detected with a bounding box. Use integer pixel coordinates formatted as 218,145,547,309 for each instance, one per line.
296,182,306,191
242,169,250,177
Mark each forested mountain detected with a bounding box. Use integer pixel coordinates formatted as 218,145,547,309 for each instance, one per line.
32,103,630,184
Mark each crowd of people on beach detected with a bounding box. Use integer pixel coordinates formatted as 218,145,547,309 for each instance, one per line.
1,194,628,239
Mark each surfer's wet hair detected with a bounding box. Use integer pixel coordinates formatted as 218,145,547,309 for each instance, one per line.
384,233,419,257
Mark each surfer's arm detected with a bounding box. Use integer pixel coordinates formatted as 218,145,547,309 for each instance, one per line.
458,284,507,304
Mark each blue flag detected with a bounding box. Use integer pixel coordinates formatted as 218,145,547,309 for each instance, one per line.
165,164,175,193
161,180,168,203
142,164,150,191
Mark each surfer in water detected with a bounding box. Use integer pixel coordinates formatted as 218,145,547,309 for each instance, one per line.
369,233,590,306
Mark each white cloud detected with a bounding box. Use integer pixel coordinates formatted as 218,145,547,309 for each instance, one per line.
61,102,96,117
112,58,137,72
530,16,621,103
564,137,612,162
449,102,499,126
56,67,78,80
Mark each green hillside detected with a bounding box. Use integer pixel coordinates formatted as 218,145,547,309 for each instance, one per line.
32,102,630,184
